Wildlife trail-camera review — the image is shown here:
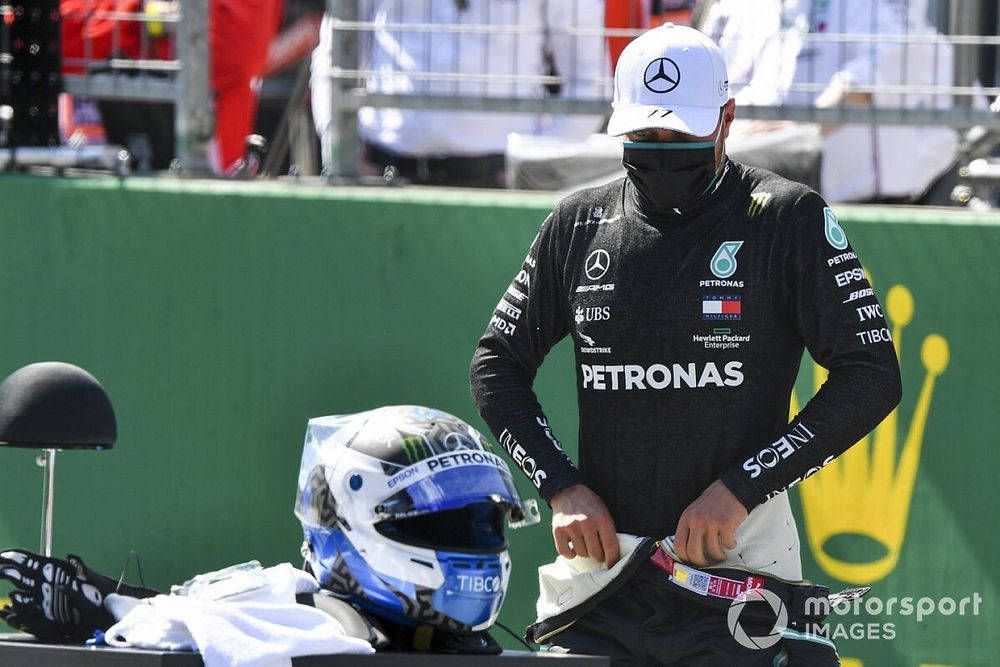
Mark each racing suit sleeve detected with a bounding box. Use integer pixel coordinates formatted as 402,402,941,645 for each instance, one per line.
720,192,902,510
469,211,583,502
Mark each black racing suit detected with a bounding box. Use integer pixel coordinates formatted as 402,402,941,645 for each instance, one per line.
469,161,901,663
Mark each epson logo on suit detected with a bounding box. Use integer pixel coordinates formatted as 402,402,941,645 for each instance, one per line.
834,268,866,288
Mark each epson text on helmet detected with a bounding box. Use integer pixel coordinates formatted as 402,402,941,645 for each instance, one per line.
387,465,422,489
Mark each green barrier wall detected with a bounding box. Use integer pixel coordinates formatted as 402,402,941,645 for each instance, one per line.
0,175,995,666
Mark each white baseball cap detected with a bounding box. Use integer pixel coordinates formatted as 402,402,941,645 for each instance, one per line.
607,23,730,138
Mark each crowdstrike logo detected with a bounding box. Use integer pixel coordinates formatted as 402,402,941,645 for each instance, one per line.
578,333,612,355
727,588,787,650
643,57,681,94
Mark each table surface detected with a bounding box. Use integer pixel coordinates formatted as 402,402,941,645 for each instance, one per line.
0,635,610,666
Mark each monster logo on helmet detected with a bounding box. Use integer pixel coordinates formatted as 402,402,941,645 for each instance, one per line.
294,405,529,634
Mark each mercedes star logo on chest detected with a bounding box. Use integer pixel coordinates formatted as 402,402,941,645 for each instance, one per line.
585,249,610,281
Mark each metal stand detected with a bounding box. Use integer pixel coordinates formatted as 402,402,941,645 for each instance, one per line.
37,449,56,557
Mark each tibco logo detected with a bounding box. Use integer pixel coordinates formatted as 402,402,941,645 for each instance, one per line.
581,362,743,391
455,575,502,593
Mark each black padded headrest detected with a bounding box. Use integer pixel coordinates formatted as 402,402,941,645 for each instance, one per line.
0,362,116,449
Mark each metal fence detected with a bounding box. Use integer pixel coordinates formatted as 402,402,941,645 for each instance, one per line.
61,0,211,172
316,0,1000,193
60,0,1000,196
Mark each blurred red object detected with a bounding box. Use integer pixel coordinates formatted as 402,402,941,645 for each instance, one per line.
605,0,649,70
60,0,284,173
650,10,693,27
265,10,321,76
61,0,171,75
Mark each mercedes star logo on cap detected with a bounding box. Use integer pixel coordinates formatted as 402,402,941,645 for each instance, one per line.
643,57,681,94
585,249,610,281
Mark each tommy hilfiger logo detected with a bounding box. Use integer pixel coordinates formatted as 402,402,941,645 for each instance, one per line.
703,295,741,320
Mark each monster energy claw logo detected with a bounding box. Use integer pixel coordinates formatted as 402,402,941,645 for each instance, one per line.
400,436,431,464
748,192,772,218
711,241,744,278
824,207,848,250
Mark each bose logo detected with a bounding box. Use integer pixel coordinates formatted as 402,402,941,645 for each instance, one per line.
581,362,744,391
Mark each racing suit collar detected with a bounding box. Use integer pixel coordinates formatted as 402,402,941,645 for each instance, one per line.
624,157,738,225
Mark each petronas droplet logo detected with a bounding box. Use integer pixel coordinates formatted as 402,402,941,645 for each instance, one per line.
824,207,848,250
711,241,744,278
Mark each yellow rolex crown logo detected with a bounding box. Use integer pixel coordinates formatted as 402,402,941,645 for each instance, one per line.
793,284,949,584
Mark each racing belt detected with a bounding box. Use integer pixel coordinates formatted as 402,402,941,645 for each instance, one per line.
526,538,868,644
650,545,772,601
646,543,854,626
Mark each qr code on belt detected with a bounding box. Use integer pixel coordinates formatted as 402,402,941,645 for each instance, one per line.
671,564,711,596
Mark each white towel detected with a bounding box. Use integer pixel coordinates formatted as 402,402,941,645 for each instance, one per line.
103,562,374,667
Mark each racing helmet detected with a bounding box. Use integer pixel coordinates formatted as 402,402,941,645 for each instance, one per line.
294,405,528,633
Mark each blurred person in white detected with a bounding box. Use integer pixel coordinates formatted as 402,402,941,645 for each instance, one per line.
700,0,960,203
311,0,616,188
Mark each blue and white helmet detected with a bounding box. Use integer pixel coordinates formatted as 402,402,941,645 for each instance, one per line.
294,405,527,633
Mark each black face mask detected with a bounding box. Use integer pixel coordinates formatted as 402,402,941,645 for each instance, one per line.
622,139,721,216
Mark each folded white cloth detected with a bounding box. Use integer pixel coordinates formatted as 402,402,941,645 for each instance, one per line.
103,562,374,667
170,562,320,604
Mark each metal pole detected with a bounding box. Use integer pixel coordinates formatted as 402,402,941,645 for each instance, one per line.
326,0,360,178
176,0,212,173
39,449,56,557
950,0,981,109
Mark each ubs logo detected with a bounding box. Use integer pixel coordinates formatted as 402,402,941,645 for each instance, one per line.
575,306,611,324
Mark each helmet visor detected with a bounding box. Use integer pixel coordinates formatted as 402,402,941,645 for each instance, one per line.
376,459,524,523
376,501,507,552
